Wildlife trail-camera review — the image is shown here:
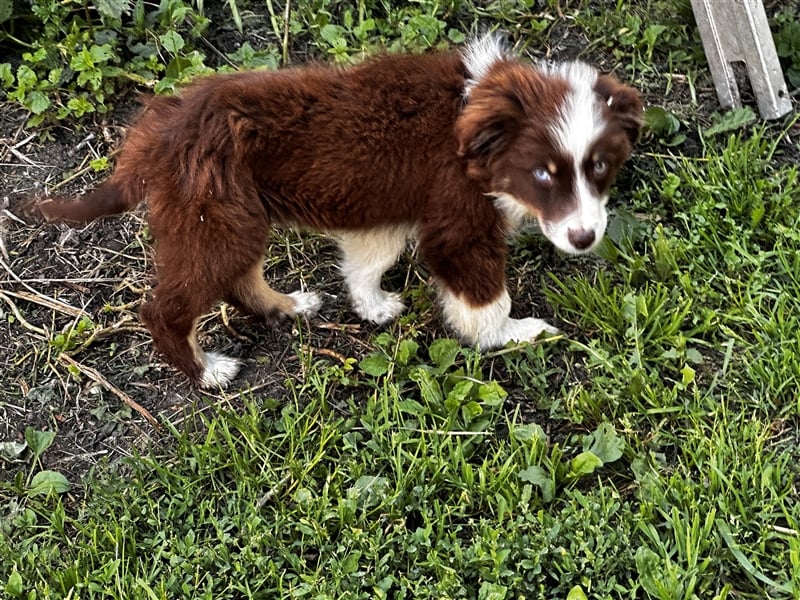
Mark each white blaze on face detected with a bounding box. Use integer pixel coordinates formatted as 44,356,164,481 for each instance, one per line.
541,62,609,254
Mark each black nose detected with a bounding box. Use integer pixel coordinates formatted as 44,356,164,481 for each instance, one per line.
568,228,596,250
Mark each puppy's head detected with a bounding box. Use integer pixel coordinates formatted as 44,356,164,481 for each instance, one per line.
457,36,642,254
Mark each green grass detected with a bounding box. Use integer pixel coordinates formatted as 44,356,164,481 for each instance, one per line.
3,0,800,598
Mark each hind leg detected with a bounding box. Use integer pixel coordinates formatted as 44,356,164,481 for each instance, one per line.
339,227,410,324
224,260,321,320
143,249,321,388
140,281,241,389
141,218,267,388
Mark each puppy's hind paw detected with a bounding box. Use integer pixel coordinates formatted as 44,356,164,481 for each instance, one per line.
288,290,322,317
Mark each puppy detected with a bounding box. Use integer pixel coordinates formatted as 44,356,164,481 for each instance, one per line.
37,34,642,388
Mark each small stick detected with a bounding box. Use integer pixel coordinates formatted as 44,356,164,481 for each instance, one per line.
257,473,292,508
8,146,42,167
12,133,37,150
304,345,349,364
2,288,85,318
59,353,160,428
315,321,361,333
0,291,47,336
282,0,291,65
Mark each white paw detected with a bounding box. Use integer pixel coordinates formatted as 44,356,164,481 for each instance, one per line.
288,291,322,317
353,291,405,325
503,317,560,342
200,352,242,389
472,317,560,349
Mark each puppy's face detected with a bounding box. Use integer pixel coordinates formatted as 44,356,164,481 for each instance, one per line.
457,60,642,254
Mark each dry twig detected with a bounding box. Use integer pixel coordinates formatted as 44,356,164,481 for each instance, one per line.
0,291,47,336
303,345,350,365
59,353,160,428
2,288,85,318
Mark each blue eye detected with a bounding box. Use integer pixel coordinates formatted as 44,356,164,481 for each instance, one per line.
593,159,608,176
533,167,552,184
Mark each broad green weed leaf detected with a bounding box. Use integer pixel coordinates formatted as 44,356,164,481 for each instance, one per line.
96,0,129,20
70,47,95,71
320,24,345,45
89,44,115,63
478,582,507,600
0,63,13,88
446,380,473,406
15,65,36,92
160,31,185,55
396,339,419,366
26,90,50,114
681,364,696,386
477,381,507,406
570,451,603,477
4,570,23,598
518,465,554,503
67,96,95,117
373,332,394,347
705,107,757,136
28,470,70,496
461,400,482,422
566,585,588,600
428,338,459,371
635,546,663,596
644,106,680,136
511,423,546,447
359,354,389,377
448,28,466,43
583,423,624,464
163,55,194,80
685,347,704,364
350,475,389,508
353,18,375,40
0,0,12,24
341,550,361,574
397,399,425,415
293,487,313,506
24,428,55,463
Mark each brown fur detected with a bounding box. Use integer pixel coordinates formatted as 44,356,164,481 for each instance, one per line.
36,46,641,386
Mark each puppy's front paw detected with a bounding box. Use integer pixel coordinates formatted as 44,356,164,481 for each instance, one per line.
200,352,242,389
353,291,405,325
503,317,560,343
288,291,322,317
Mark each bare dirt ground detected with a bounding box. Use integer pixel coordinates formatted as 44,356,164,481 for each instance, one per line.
1,5,796,487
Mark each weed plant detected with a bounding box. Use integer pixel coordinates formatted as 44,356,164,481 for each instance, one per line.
2,0,800,598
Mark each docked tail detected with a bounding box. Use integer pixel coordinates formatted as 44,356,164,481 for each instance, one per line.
36,180,140,224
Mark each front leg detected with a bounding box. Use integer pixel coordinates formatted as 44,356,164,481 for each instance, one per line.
338,227,410,324
418,190,558,349
439,287,559,349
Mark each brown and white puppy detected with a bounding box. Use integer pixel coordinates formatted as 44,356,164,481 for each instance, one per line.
37,34,642,388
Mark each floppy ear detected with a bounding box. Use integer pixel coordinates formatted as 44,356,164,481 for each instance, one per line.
596,75,643,145
455,91,522,182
